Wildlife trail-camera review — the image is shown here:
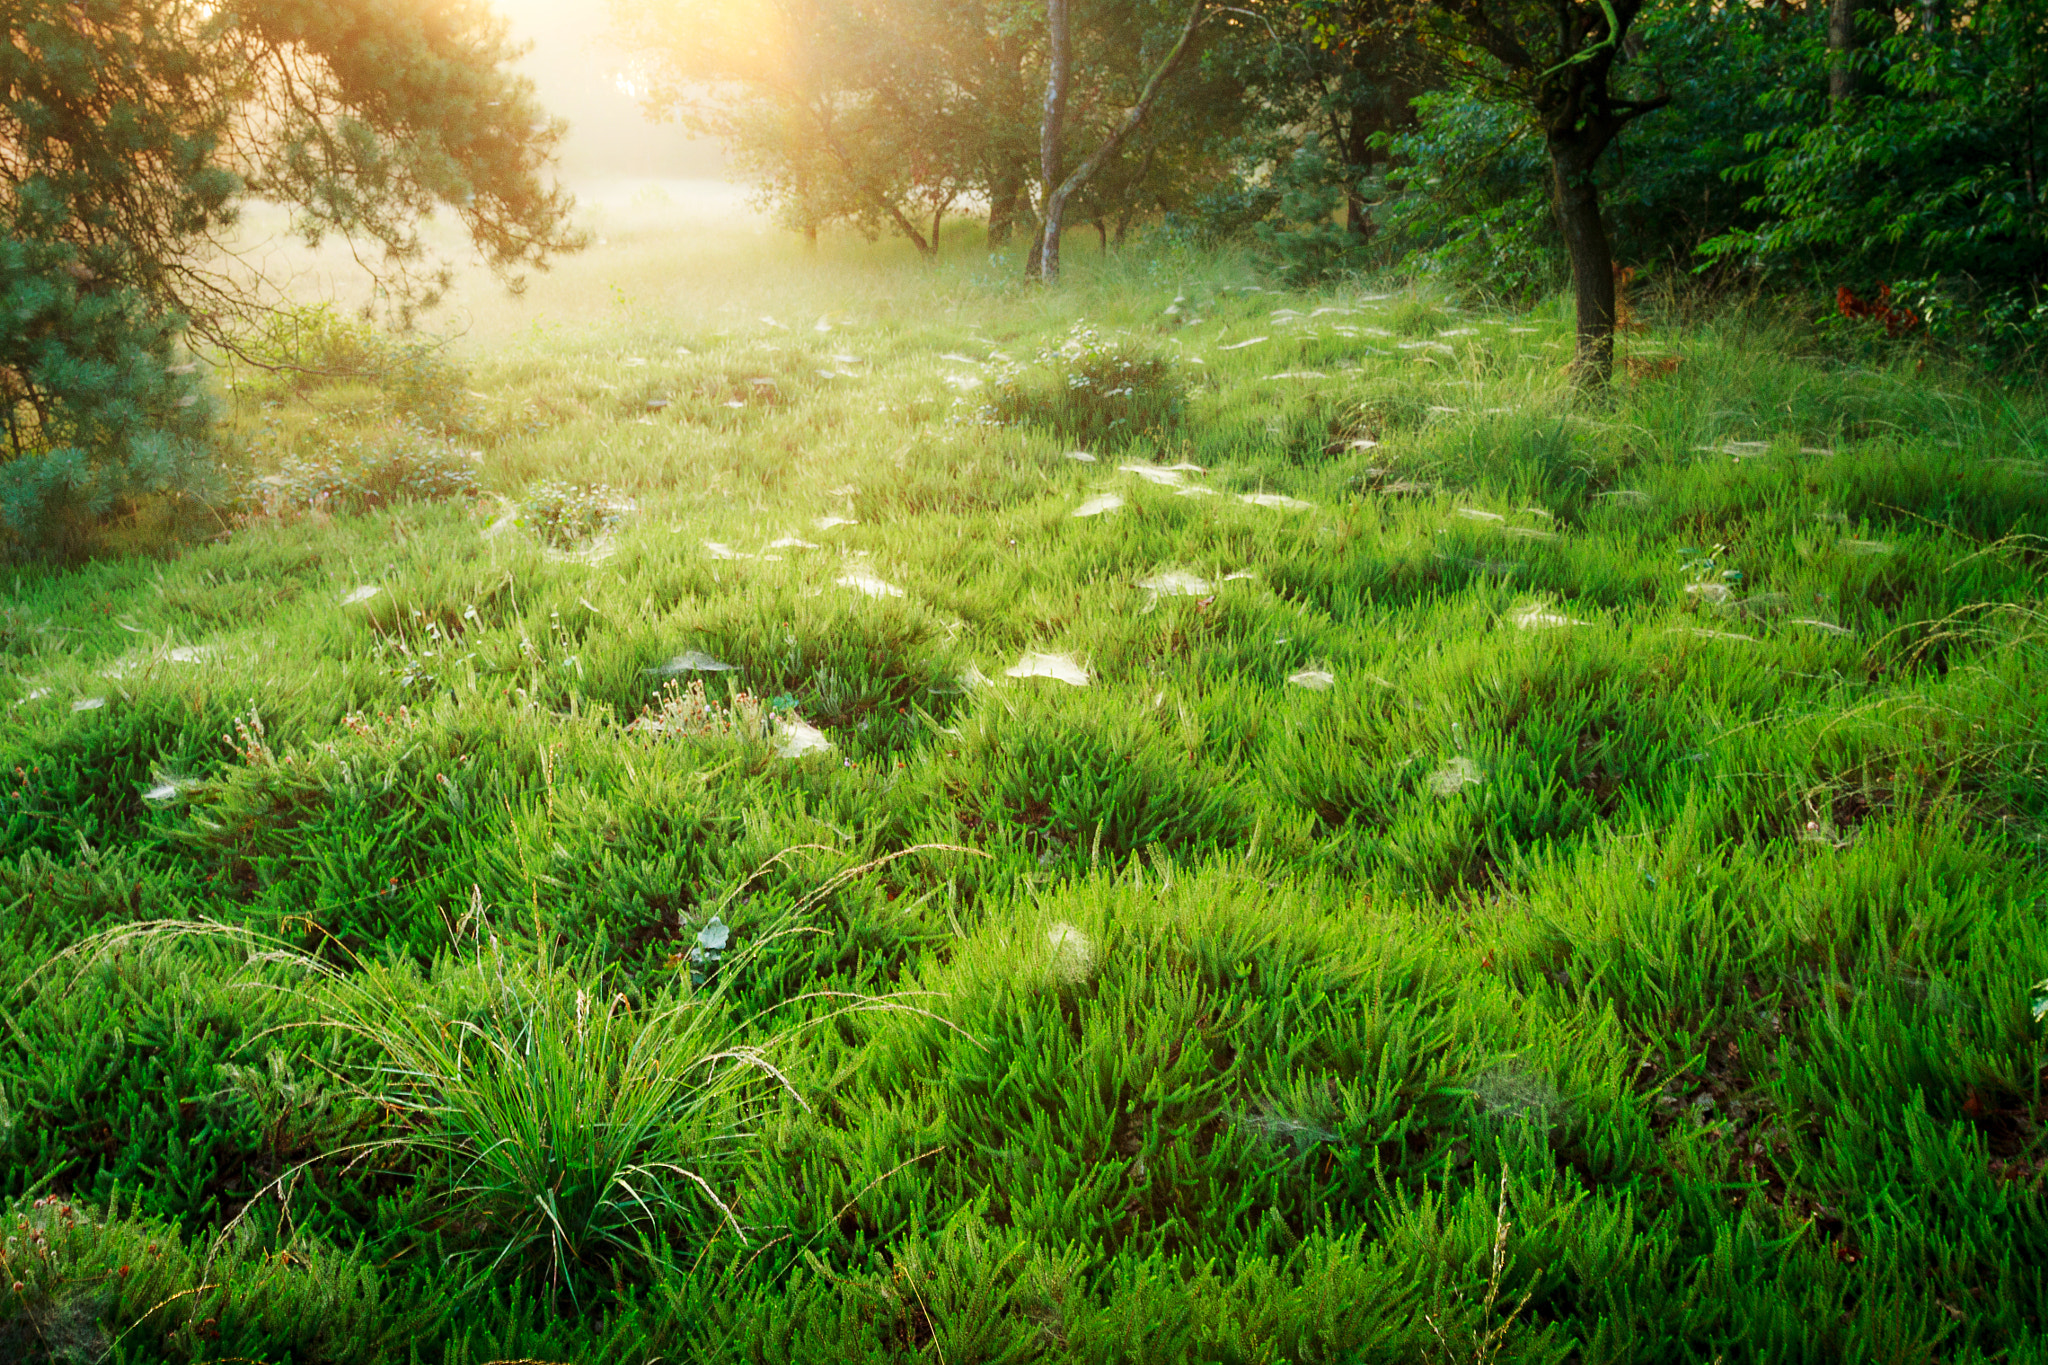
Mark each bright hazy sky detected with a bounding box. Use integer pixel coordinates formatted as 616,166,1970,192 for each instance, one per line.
489,0,727,182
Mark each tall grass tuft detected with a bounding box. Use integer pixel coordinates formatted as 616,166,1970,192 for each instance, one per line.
298,933,774,1301
53,914,786,1307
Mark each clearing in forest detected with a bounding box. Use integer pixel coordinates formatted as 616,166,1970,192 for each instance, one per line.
2,214,2045,1361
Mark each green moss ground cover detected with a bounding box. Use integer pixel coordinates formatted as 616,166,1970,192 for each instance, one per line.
1,215,2044,1361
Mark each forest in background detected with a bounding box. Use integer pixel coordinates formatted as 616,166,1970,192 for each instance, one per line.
0,0,2043,554
607,0,2045,352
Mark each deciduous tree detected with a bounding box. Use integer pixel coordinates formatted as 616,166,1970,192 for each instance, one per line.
1301,0,1670,381
1704,0,2046,356
612,0,1038,255
1029,0,1211,282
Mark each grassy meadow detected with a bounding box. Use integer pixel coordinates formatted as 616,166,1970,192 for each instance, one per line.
2,199,2046,1362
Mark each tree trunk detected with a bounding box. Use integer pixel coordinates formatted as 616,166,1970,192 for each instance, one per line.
812,116,931,257
853,177,932,254
1449,0,1664,384
1037,0,1207,284
1117,145,1158,245
987,167,1025,245
1345,188,1371,238
1114,201,1139,246
1549,136,1617,385
1031,0,1071,280
1343,110,1376,239
882,197,933,255
1828,0,1862,113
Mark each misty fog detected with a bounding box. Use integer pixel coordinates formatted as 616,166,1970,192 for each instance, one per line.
491,0,730,194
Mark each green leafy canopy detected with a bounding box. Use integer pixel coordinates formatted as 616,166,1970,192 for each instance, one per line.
0,0,585,555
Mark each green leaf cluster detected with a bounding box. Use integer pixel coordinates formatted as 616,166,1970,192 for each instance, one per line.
0,0,582,556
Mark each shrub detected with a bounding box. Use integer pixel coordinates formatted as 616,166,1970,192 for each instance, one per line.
247,421,482,520
239,303,477,436
246,302,395,381
516,479,632,547
1891,275,2048,369
1252,137,1381,286
978,325,1186,448
0,231,219,560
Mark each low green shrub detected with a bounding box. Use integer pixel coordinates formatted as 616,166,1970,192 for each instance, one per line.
516,479,631,547
238,303,476,436
248,421,482,519
1251,137,1381,287
978,325,1186,448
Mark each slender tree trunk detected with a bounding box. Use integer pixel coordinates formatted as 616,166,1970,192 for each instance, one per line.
987,166,1024,245
1343,111,1376,239
1037,0,1208,284
860,188,932,255
1031,0,1071,280
813,115,931,256
1114,199,1141,246
1345,187,1371,238
1449,0,1663,384
1828,0,1863,112
794,157,821,251
1117,145,1157,245
1549,135,1617,385
880,195,933,255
